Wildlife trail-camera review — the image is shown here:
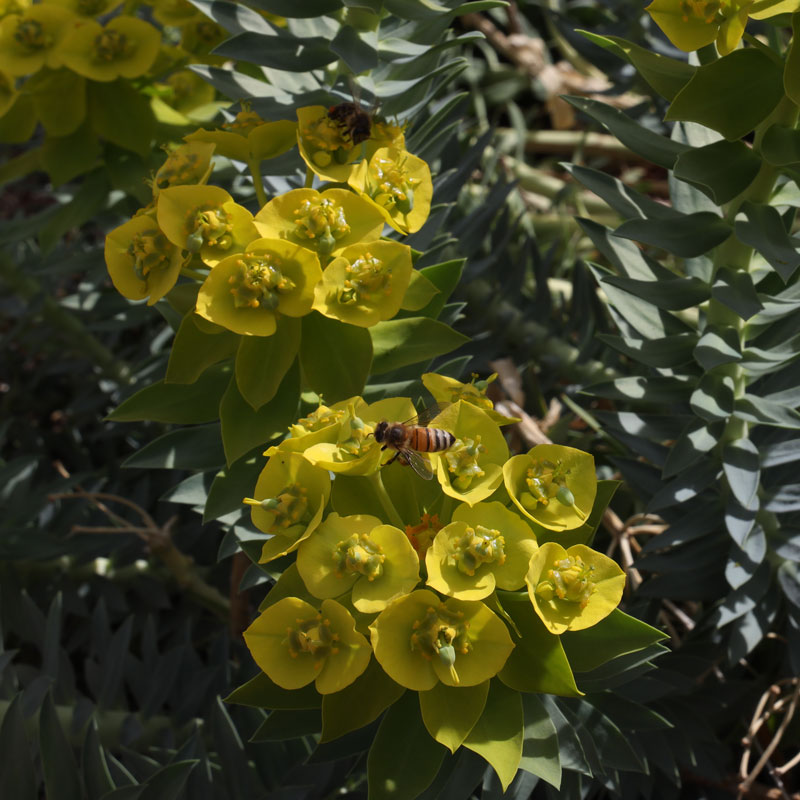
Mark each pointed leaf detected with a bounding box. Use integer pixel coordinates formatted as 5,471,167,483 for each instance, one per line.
165,314,238,385
723,438,760,509
370,317,469,374
693,326,741,370
519,694,561,790
226,671,321,710
673,139,761,205
122,424,225,470
711,267,763,320
0,695,37,800
614,212,730,258
40,693,82,800
419,681,489,753
735,201,800,282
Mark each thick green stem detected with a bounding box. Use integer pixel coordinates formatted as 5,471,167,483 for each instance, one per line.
180,265,210,281
249,159,268,208
305,166,315,188
367,471,405,528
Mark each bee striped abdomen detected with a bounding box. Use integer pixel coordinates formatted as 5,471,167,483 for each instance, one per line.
409,427,455,452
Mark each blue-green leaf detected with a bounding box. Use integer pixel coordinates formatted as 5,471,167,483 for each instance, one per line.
370,317,468,374
722,438,760,509
734,201,800,282
711,268,763,320
614,212,731,258
122,424,225,470
673,140,761,205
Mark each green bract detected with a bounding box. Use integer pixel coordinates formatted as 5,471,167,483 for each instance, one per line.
426,502,538,601
243,451,330,564
313,240,413,327
104,212,184,305
526,543,626,634
369,589,514,690
186,112,297,164
59,15,161,82
244,597,371,694
156,184,259,267
296,514,419,613
254,188,385,260
0,4,75,76
348,146,433,234
430,402,508,506
195,238,321,336
504,444,597,531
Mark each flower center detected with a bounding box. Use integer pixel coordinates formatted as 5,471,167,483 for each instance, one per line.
14,19,51,52
449,524,505,576
302,114,352,168
521,458,584,518
93,29,134,62
293,197,350,255
535,555,596,608
284,613,339,664
335,533,385,580
337,252,391,305
223,109,264,135
155,150,206,190
127,228,175,281
336,410,374,458
227,253,296,311
410,603,471,684
445,436,486,491
405,513,443,559
679,0,722,23
186,206,231,252
290,403,345,437
243,483,310,530
369,153,418,214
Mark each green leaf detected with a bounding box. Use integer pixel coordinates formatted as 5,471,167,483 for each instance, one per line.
415,259,464,318
563,95,688,168
109,364,231,423
30,68,86,137
401,270,440,311
138,761,198,800
235,318,300,409
245,0,342,14
693,326,742,370
89,81,155,157
419,681,489,753
585,375,694,404
462,680,523,792
225,671,321,709
122,424,225,470
519,694,561,790
734,201,800,282
214,31,338,70
784,13,800,106
560,609,667,673
0,93,37,144
39,170,109,253
614,212,731,258
0,695,37,800
166,314,239,385
321,658,405,742
330,25,378,73
40,692,82,800
734,395,800,429
367,691,447,800
370,317,469,374
497,595,582,697
711,268,763,320
40,122,101,186
666,49,784,140
690,374,734,421
82,720,115,800
251,709,322,740
601,273,710,311
662,419,723,479
300,312,372,402
723,438,761,510
575,31,694,101
761,124,800,166
673,139,762,205
597,333,698,368
220,361,299,465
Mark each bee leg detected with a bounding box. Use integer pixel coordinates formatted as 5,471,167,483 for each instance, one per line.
384,451,400,466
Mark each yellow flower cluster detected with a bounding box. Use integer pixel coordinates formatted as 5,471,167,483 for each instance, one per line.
104,106,436,335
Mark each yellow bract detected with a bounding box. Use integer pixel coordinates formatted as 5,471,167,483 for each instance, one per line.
0,4,76,76
59,15,161,82
186,113,297,164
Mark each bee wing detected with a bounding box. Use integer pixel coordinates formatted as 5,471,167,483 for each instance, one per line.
403,402,452,427
399,447,435,480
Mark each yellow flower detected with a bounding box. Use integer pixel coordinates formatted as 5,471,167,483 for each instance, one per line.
0,4,76,77
645,0,752,55
186,111,297,164
151,141,215,198
195,238,322,336
59,16,161,82
297,104,362,183
348,146,432,235
104,212,185,305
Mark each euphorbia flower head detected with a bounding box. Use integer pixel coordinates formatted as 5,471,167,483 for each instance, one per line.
151,141,215,198
186,113,297,164
370,589,514,690
526,542,626,634
0,4,75,76
244,597,371,694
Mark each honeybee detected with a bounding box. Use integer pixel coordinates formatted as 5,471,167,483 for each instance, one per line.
327,100,372,146
374,405,455,481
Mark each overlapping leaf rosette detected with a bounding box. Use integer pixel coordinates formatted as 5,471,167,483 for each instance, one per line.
233,373,652,788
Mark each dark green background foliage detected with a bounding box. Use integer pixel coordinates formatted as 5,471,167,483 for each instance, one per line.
3,0,800,798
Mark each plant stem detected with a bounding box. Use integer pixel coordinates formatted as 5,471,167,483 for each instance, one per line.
367,471,404,528
248,159,268,207
180,265,210,281
305,166,315,188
